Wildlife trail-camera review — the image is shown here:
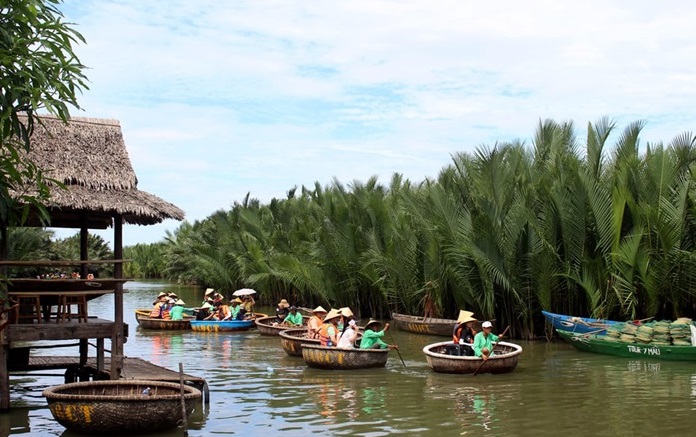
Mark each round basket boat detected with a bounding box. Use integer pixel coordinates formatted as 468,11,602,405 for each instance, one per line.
301,343,389,369
255,315,308,336
279,328,320,356
43,380,202,435
422,341,523,374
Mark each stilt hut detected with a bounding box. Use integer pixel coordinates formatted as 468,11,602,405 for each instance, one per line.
0,115,185,410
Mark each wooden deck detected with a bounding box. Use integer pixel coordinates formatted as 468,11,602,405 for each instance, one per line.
5,317,126,342
11,355,209,402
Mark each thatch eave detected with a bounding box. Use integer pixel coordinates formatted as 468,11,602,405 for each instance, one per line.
13,114,185,229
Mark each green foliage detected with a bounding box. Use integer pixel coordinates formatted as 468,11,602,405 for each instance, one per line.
0,0,88,300
154,118,696,338
123,242,167,278
52,233,114,277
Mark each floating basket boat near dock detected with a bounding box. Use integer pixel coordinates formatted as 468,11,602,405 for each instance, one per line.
42,380,202,435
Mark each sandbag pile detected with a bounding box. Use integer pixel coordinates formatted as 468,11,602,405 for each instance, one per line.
651,321,672,346
670,317,692,346
605,325,622,342
608,318,693,346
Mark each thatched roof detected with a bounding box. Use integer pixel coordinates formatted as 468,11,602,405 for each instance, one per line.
18,115,185,228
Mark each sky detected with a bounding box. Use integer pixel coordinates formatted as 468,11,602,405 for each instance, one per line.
52,0,696,247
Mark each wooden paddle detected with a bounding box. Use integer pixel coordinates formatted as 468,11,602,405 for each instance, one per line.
388,326,406,368
473,325,510,377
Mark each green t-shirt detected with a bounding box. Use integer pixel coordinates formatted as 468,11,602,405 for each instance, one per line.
284,311,303,326
230,305,241,319
359,329,388,349
473,331,499,356
170,305,185,321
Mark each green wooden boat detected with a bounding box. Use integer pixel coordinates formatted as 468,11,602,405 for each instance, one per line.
557,330,696,361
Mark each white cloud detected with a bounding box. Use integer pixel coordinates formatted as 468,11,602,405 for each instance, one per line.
57,0,696,245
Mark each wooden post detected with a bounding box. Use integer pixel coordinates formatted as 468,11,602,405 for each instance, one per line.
0,331,8,410
79,339,88,366
110,216,124,380
80,216,89,279
96,338,104,373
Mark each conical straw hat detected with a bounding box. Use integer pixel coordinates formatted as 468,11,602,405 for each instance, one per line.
324,309,342,322
456,310,477,324
339,307,354,318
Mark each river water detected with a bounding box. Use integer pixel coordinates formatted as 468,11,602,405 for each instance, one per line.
3,280,696,436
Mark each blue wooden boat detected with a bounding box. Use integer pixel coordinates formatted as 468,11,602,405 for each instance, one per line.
190,319,255,332
542,310,620,335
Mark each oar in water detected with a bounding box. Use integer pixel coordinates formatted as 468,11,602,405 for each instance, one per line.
473,325,510,377
388,327,406,368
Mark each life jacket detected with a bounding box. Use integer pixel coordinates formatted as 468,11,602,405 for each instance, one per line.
218,305,231,319
318,323,336,346
162,308,171,319
149,304,162,318
307,316,322,339
452,324,465,343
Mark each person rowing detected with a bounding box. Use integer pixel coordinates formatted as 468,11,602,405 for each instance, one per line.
473,321,505,361
282,306,304,327
359,319,397,350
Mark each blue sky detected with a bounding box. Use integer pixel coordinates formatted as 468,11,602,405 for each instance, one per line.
54,0,696,246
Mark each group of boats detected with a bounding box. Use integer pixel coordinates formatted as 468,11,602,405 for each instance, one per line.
136,306,696,376
135,308,524,374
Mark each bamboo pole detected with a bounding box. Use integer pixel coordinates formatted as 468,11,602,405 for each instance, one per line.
179,363,189,436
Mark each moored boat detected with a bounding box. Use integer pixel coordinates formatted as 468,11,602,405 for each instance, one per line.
422,341,523,374
542,310,620,334
255,315,308,336
301,343,389,369
556,330,696,361
190,319,255,332
391,312,456,336
43,380,201,434
135,309,192,330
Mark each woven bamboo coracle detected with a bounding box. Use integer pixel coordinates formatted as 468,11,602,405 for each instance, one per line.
43,380,201,435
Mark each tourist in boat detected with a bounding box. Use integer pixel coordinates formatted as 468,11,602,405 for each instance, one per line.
318,309,342,346
170,299,186,321
275,299,290,322
360,320,397,350
307,306,328,339
338,307,355,331
196,302,213,320
230,298,244,320
152,292,167,305
337,319,359,348
452,311,478,356
241,294,255,315
202,288,224,305
205,300,231,321
282,306,303,327
161,298,176,319
202,288,215,306
149,294,169,318
473,321,503,361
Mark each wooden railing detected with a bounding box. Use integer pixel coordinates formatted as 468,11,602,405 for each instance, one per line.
0,259,130,267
